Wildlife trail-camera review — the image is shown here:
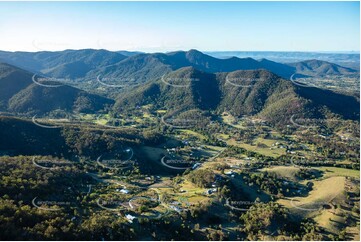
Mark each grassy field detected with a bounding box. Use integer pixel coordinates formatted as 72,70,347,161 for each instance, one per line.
254,137,280,146
216,133,230,140
313,209,346,234
179,129,207,140
227,138,285,158
221,113,245,129
156,109,167,114
316,166,360,179
142,113,151,118
260,166,302,181
155,181,211,208
278,176,346,217
346,226,361,241
178,180,212,204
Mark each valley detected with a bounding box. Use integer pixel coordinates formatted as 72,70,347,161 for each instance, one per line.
0,49,359,241
1,0,360,240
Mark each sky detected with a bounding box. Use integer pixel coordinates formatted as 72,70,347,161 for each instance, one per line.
0,1,359,52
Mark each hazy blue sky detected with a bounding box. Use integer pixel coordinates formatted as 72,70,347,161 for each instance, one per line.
0,1,359,52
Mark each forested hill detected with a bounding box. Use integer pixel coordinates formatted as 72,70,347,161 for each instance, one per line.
0,63,114,115
114,67,359,125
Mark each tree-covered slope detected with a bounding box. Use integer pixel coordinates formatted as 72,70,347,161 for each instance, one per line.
0,63,114,115
114,67,359,125
0,63,34,110
288,59,358,76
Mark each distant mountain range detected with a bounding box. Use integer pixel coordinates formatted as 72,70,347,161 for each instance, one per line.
0,49,127,79
206,51,360,70
288,59,357,76
0,49,357,84
0,49,359,123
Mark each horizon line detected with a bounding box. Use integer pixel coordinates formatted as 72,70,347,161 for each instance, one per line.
0,48,360,54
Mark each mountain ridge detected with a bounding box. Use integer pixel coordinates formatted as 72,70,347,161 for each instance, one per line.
0,62,113,115
288,59,357,76
114,67,359,125
0,49,357,84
